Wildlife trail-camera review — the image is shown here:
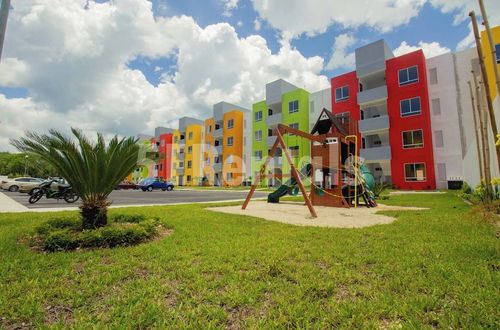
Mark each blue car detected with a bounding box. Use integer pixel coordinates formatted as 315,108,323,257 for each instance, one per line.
138,178,174,192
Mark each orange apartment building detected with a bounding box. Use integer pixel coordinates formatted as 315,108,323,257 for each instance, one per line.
203,102,249,186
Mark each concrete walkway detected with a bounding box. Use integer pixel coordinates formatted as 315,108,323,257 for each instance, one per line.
0,192,29,213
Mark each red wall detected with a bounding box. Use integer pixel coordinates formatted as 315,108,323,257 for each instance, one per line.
331,71,360,120
386,50,436,189
158,133,173,180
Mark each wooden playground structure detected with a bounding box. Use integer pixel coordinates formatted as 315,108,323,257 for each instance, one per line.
242,109,375,218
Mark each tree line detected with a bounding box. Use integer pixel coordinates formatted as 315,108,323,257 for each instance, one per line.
0,152,59,178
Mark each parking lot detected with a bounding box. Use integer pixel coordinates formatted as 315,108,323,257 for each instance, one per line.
2,189,269,209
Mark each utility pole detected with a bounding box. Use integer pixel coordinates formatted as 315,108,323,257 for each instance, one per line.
469,11,500,171
468,80,484,181
0,0,10,61
472,72,492,198
478,0,500,99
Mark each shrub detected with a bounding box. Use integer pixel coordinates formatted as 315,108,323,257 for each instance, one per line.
372,182,391,198
100,224,148,247
35,217,81,236
43,230,79,252
110,214,147,223
79,229,103,248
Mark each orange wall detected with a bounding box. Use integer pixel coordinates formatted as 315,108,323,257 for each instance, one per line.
222,110,244,186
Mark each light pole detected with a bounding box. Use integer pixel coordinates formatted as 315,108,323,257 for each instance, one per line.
24,155,28,176
0,0,11,61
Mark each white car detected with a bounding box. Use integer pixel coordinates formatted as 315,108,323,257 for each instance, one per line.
1,177,44,192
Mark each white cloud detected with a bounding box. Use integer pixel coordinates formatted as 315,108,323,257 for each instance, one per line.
222,0,239,17
393,41,451,58
325,34,356,71
0,0,329,152
251,0,500,39
254,18,261,31
456,23,475,51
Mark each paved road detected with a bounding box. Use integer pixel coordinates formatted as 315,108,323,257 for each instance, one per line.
2,189,269,209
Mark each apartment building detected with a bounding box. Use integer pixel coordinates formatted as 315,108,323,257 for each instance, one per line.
171,117,204,186
148,127,174,180
331,40,436,190
252,79,311,186
203,102,249,186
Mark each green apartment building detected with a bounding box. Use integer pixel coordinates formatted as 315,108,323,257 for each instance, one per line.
251,79,311,187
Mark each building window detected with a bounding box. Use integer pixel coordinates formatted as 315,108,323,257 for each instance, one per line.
255,130,262,141
226,172,233,181
434,130,444,148
429,68,438,85
405,163,426,182
268,128,273,137
179,162,184,168
161,140,165,147
288,100,299,113
205,157,210,166
188,132,193,140
187,175,191,182
173,162,177,169
226,154,233,164
187,160,192,169
188,146,192,154
227,136,233,146
289,146,299,158
496,44,500,64
335,86,349,102
159,164,163,171
336,112,349,124
227,119,234,129
402,129,423,149
431,98,441,115
268,108,273,116
255,111,262,122
174,136,178,143
399,66,419,86
400,97,421,117
255,150,262,161
289,122,299,136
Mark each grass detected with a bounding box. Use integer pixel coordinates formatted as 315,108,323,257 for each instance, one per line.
0,192,498,328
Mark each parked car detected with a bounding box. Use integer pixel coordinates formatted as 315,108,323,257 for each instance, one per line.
137,178,174,191
19,177,68,195
116,181,138,190
1,177,44,192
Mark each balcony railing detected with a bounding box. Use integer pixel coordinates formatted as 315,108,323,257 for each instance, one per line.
215,145,223,154
359,115,390,133
266,136,277,147
357,85,387,105
213,163,222,172
213,128,223,138
360,146,391,162
266,113,282,126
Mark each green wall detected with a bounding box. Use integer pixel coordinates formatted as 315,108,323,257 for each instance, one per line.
251,89,311,187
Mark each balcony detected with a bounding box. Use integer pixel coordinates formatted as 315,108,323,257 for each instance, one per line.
272,157,283,167
266,113,282,126
213,163,222,172
178,139,185,146
359,115,390,133
176,167,184,175
357,85,387,105
266,136,277,147
213,128,223,138
177,152,185,160
360,146,391,162
215,145,223,155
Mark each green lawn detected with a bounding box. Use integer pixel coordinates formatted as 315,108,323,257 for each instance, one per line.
0,192,498,328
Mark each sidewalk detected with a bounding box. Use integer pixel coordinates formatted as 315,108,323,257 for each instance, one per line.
0,192,29,213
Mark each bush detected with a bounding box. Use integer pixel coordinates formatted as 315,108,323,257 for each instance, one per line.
43,230,79,252
110,214,147,223
34,215,163,251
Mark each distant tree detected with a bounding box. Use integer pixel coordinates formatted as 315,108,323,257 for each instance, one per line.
0,152,59,178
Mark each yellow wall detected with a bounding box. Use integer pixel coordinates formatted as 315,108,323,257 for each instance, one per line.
171,130,182,186
481,25,500,100
184,124,203,186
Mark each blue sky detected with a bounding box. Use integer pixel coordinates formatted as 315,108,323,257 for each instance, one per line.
0,0,498,151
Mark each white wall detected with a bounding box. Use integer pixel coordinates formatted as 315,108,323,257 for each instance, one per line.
309,88,332,132
426,52,465,189
243,111,252,182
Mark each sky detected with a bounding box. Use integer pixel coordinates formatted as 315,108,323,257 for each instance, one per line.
0,0,499,152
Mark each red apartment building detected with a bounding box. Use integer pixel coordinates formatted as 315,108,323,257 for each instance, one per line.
150,127,174,180
331,39,436,190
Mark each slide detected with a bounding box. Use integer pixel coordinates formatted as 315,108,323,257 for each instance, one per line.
342,164,377,207
267,164,311,203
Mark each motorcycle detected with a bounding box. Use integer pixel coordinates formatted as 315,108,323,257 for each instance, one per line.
29,180,79,204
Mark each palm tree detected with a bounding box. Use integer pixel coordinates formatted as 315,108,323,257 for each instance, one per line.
11,128,140,229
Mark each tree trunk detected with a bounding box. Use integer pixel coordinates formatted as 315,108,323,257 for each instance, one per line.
81,205,108,229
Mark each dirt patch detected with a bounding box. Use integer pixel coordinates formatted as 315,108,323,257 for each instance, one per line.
224,305,256,329
206,202,428,228
44,305,73,325
0,318,33,330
